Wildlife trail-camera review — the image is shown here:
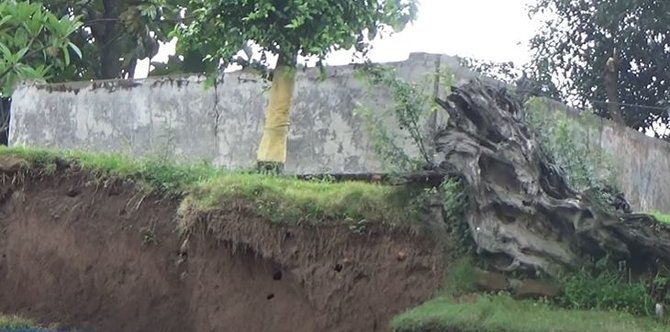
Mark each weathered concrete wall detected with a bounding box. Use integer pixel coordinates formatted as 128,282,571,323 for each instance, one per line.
8,52,670,212
10,53,479,174
529,98,670,213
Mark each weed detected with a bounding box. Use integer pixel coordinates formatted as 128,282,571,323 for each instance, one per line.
439,178,466,224
347,218,369,235
140,229,159,246
444,257,478,296
525,98,618,191
355,64,470,240
355,64,437,175
556,268,654,317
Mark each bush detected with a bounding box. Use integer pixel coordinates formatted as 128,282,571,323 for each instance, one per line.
556,269,654,317
444,257,477,296
524,98,617,191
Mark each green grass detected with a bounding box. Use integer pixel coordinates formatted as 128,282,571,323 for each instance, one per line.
650,211,670,224
442,257,477,296
0,146,425,228
391,295,669,332
182,172,419,226
0,314,35,329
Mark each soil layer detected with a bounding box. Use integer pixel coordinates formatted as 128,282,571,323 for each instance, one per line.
0,171,445,332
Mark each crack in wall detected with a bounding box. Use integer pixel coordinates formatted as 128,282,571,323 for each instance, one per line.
213,78,222,138
212,76,222,163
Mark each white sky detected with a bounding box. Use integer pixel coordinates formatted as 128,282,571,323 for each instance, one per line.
136,0,539,77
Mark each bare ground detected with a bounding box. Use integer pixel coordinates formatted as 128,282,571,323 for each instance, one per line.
0,171,446,332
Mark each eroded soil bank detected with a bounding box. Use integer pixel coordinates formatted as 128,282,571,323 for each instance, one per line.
0,172,445,332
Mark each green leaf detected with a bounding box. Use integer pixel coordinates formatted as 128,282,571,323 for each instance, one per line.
0,42,11,60
15,47,29,61
68,42,82,60
0,15,12,28
62,46,70,66
177,0,418,70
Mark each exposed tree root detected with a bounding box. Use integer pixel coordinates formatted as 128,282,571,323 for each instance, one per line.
432,79,670,276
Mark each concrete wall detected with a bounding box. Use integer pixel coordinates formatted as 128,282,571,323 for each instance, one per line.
8,52,670,212
529,98,670,213
10,53,479,174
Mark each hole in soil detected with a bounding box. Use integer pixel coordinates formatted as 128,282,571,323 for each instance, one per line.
266,293,275,300
272,271,282,281
334,264,343,272
66,189,80,197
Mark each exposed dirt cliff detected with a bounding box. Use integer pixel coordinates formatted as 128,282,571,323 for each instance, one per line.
0,167,446,332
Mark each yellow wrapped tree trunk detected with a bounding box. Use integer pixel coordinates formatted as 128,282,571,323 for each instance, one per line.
256,54,296,172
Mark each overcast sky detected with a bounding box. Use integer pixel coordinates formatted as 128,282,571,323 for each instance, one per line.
136,0,539,77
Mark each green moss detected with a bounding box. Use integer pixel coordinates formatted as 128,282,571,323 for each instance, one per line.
0,147,425,228
391,295,669,332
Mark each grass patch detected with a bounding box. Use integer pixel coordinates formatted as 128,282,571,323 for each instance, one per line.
556,269,654,316
442,257,477,296
0,147,427,228
391,294,669,332
650,211,670,224
0,146,226,194
182,173,420,226
0,315,35,329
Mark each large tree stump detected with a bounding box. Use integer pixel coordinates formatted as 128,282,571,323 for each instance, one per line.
432,79,670,276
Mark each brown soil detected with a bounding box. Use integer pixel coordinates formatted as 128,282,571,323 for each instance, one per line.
0,171,447,332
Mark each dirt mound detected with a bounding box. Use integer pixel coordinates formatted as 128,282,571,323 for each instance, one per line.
0,170,445,332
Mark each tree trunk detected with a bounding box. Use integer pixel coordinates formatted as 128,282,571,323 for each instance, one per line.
604,53,625,125
93,0,123,79
256,53,297,172
0,97,10,146
432,79,670,277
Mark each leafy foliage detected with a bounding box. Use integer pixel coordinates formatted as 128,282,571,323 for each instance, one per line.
556,269,654,317
0,1,82,141
356,66,433,173
525,98,617,191
356,65,456,173
0,0,82,96
444,257,477,296
528,0,670,136
176,0,418,74
44,0,184,80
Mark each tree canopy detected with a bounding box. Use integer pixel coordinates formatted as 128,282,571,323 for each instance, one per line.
0,0,82,144
176,0,418,171
0,0,82,96
43,0,184,80
176,0,418,73
529,0,670,136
